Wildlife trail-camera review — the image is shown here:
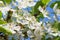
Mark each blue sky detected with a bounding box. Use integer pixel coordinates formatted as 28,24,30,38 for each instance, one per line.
43,0,60,23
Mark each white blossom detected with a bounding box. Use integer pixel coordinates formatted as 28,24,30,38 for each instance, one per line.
16,0,37,9
34,27,41,40
27,30,34,38
53,3,58,11
38,6,50,18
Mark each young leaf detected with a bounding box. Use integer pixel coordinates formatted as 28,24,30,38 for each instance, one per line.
0,11,2,19
0,26,12,35
41,0,51,6
5,0,11,4
52,21,60,31
1,0,11,4
0,20,7,24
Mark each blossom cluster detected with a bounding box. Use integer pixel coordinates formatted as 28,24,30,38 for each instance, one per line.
0,0,60,40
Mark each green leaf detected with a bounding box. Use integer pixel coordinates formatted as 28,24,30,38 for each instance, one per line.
53,36,60,40
41,0,51,5
1,0,11,4
57,22,60,31
5,0,11,4
0,26,13,35
0,12,6,24
36,13,44,22
0,11,2,18
12,37,15,40
52,21,60,31
50,1,60,9
0,20,7,24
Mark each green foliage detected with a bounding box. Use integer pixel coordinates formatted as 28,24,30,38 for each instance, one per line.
41,35,45,40
0,26,12,35
36,13,44,22
56,22,60,31
53,36,60,40
5,0,11,4
0,20,7,24
50,1,60,9
0,11,2,19
0,0,11,4
12,37,15,40
41,0,51,6
52,21,60,31
0,11,7,24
